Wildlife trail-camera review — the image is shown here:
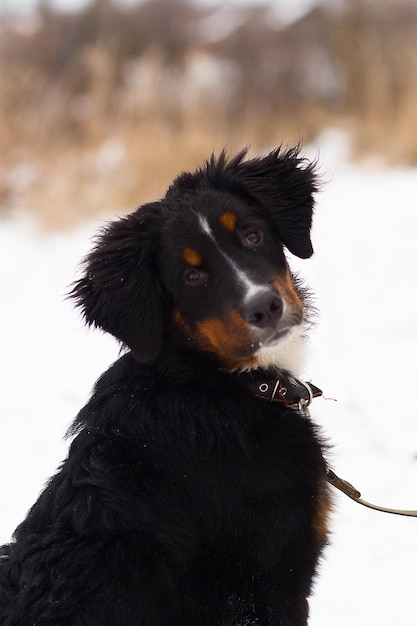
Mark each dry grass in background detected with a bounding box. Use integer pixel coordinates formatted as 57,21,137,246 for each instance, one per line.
0,0,416,227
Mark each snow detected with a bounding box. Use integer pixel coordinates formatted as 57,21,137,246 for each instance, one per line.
1,144,417,624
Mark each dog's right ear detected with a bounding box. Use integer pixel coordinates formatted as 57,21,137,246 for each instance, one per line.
70,203,163,363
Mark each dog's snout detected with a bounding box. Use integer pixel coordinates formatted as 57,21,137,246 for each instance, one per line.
241,291,283,328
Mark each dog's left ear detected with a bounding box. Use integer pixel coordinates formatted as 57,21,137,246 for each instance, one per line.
70,203,163,362
240,147,318,259
200,146,318,259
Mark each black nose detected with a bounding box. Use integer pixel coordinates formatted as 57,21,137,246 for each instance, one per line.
240,291,284,329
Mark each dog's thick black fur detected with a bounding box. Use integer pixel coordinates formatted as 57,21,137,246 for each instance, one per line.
0,147,330,625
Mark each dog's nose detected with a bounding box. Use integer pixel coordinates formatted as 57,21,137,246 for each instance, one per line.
240,291,284,328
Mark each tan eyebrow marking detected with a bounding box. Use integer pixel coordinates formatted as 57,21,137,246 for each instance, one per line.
182,248,202,266
220,211,237,232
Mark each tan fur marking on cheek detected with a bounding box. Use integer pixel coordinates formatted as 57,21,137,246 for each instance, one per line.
220,211,237,232
273,270,303,317
195,310,254,364
175,309,258,371
182,248,202,267
174,309,256,370
196,316,238,352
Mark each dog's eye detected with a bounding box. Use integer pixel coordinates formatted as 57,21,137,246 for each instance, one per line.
183,268,208,287
242,228,263,249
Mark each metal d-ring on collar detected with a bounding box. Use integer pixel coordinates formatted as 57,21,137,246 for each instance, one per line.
297,380,314,414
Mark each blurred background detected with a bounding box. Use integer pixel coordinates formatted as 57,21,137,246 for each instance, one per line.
2,2,417,624
1,0,417,226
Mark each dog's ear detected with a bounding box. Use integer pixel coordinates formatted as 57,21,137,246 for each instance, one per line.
200,146,318,259
70,203,163,362
252,147,318,258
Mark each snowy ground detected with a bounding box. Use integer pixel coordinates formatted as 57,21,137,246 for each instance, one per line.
1,144,417,624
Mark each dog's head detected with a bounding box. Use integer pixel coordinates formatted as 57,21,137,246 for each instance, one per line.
71,146,318,372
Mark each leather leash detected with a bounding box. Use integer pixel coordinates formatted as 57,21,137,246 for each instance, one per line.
250,374,417,518
326,468,417,517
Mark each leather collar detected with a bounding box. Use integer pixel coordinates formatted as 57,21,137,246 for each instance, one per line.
246,372,322,408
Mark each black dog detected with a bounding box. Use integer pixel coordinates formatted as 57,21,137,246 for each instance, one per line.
0,147,330,625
